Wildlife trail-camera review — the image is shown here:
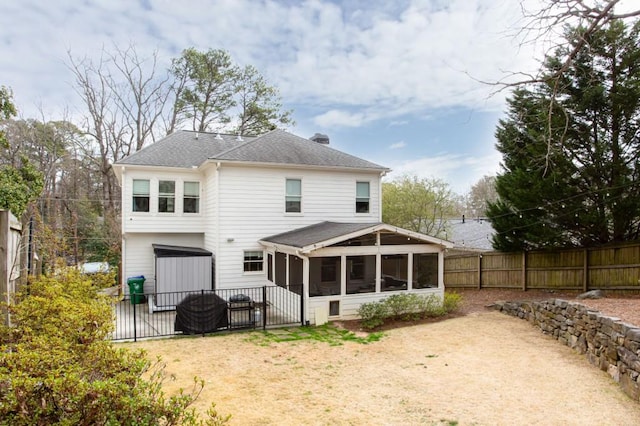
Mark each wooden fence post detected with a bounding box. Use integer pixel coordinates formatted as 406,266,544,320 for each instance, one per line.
477,254,482,290
522,251,527,291
583,249,589,292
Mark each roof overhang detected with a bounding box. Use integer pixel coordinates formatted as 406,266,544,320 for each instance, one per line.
152,244,213,257
112,163,203,184
259,222,454,255
201,159,389,174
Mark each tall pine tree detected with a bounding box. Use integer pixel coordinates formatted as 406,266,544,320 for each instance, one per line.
488,20,640,251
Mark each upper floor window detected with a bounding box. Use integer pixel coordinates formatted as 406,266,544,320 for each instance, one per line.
285,178,302,213
158,180,175,213
184,181,200,213
132,179,150,212
356,181,370,213
243,250,264,273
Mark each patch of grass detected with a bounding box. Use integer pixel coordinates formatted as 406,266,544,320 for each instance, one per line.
245,323,384,346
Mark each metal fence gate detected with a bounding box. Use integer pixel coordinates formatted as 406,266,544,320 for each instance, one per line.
112,285,303,341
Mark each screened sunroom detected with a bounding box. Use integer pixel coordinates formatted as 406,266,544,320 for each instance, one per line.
259,222,453,323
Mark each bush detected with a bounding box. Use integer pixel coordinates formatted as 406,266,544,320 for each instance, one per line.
385,293,424,321
0,267,229,425
442,291,463,313
358,301,389,329
357,291,463,330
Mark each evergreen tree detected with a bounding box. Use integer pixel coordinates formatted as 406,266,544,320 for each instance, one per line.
488,20,640,251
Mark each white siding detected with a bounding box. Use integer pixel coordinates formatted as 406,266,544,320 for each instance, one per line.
215,165,382,288
119,162,384,294
121,169,206,234
122,233,204,293
306,288,444,324
203,166,218,254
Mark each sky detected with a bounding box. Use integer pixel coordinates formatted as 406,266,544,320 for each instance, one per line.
0,0,547,194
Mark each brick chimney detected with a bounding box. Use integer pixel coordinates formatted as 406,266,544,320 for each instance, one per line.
310,133,330,144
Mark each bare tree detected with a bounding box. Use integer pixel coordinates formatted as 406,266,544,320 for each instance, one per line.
107,45,171,154
467,175,498,218
503,0,640,88
68,51,120,216
67,44,171,215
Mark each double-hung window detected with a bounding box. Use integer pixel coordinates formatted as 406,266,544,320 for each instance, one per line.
158,180,175,213
132,179,150,212
285,178,302,213
356,181,370,213
184,181,200,213
243,250,264,273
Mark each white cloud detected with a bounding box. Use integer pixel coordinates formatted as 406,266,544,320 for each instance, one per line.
389,141,406,149
314,109,368,128
385,150,502,194
0,0,538,122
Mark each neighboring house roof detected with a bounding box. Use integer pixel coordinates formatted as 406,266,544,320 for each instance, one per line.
260,221,454,254
444,218,495,251
115,129,388,172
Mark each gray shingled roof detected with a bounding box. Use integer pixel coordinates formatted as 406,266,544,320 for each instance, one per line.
116,129,388,171
261,221,381,248
116,131,256,168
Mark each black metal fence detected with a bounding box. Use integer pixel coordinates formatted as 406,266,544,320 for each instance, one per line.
112,284,303,341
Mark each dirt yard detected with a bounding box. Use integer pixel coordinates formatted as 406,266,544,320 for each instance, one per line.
128,289,640,425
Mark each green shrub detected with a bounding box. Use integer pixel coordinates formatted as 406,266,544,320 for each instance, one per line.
0,267,229,425
357,291,464,330
385,293,424,321
358,301,389,329
442,291,463,313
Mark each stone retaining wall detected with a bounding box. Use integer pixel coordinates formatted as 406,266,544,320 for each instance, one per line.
493,299,640,401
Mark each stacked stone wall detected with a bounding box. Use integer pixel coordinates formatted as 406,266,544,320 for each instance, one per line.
494,299,640,401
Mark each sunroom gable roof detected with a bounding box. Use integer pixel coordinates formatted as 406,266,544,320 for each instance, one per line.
259,221,454,253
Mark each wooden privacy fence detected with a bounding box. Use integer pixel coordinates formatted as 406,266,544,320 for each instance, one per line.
444,242,640,292
1,210,22,326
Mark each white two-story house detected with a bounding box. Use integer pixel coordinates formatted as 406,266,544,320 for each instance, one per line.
112,129,452,324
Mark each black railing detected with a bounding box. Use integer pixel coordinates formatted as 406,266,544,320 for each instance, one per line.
112,284,303,341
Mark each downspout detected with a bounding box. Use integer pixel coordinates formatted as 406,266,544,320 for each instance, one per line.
379,170,386,222
215,162,221,290
375,231,381,292
120,167,126,293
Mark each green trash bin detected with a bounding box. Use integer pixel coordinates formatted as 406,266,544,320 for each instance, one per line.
127,276,145,305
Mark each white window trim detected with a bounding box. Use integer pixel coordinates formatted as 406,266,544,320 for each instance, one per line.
356,181,371,214
158,179,176,214
132,179,151,213
285,177,303,215
183,181,201,214
243,250,265,275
